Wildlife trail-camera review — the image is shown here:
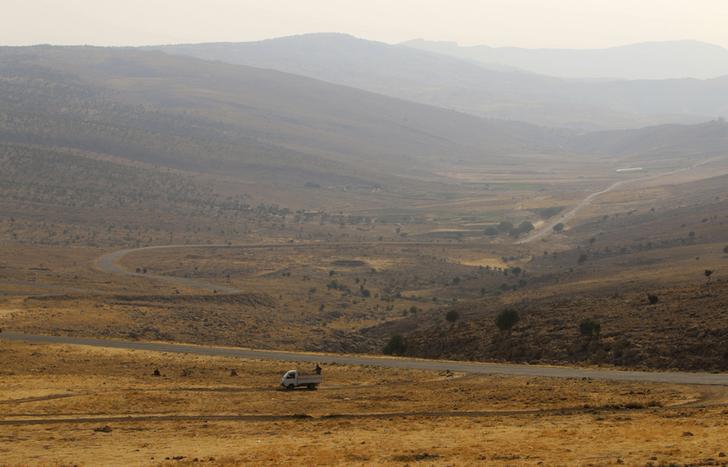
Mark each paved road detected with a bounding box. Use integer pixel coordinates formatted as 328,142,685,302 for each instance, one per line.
2,332,726,386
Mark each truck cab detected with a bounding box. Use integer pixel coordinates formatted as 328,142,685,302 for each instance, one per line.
281,369,322,390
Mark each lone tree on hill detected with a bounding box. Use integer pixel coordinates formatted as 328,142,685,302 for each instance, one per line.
383,334,407,356
495,309,520,333
445,310,460,323
497,221,514,234
579,318,601,338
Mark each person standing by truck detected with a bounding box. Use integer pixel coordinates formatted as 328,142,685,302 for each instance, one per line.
315,364,322,375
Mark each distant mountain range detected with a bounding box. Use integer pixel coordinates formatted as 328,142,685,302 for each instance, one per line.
402,39,728,80
0,46,571,183
151,34,728,130
2,44,726,185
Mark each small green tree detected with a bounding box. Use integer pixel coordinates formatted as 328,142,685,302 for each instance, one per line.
445,310,460,323
518,221,535,233
497,221,514,234
495,309,520,332
579,318,601,337
383,335,407,355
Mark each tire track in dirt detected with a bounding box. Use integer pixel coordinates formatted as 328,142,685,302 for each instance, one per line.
0,403,683,427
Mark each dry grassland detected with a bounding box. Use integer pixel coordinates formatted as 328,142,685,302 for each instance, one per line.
1,341,726,466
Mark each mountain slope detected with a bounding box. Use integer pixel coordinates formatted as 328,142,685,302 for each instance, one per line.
403,39,728,80
571,119,728,158
0,45,569,179
152,34,728,130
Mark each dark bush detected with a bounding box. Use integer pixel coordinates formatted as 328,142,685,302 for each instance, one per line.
579,318,601,337
516,221,535,234
383,335,407,355
647,294,659,305
553,223,565,233
497,221,514,234
445,310,460,323
495,309,520,332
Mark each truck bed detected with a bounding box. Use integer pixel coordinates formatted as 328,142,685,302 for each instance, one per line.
296,374,322,384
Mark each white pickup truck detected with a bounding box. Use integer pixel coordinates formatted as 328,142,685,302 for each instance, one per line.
280,369,322,390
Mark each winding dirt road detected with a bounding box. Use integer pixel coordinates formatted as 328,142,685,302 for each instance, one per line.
517,157,726,244
93,241,492,293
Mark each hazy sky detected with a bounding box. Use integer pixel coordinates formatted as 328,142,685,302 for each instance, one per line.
3,0,728,49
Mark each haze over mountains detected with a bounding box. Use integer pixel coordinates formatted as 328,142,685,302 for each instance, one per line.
0,46,569,189
153,34,728,130
403,39,728,80
2,40,727,206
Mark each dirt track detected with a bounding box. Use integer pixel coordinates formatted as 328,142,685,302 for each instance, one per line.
517,157,727,244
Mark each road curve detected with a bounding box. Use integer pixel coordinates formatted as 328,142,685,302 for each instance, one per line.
516,179,631,244
94,241,495,294
2,332,726,386
517,158,726,244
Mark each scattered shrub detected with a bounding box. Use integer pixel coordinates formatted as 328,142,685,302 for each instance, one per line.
445,310,460,323
579,318,601,337
553,223,565,233
647,294,659,305
497,221,514,234
495,309,520,332
383,334,407,355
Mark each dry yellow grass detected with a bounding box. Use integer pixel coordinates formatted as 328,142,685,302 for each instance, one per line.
1,341,725,466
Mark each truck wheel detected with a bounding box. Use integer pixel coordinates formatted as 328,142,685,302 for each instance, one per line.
307,384,316,390
286,384,295,391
